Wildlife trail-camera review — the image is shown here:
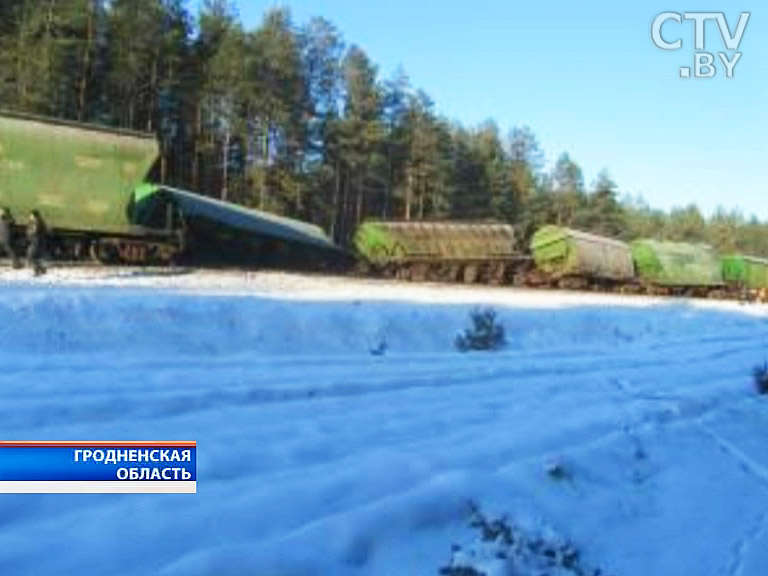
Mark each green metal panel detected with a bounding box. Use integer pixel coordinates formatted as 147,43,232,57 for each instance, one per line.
744,257,768,289
631,239,723,286
721,255,747,286
0,111,158,234
354,220,517,265
721,254,768,289
530,225,634,280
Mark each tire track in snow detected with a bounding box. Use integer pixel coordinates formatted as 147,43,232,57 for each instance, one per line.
698,422,768,487
0,327,760,407
723,509,768,576
697,422,768,576
0,339,755,455
0,347,752,433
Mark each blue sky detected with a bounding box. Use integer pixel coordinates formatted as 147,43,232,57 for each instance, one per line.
203,1,766,219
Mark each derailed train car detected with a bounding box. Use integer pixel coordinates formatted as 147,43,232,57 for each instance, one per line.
530,225,635,287
721,254,768,293
354,220,528,283
137,185,346,268
0,110,345,267
5,111,768,297
357,217,768,299
630,240,724,290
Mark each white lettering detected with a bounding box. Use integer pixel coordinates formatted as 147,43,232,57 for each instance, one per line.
683,12,720,50
694,52,716,77
718,52,742,78
651,12,682,50
715,12,750,50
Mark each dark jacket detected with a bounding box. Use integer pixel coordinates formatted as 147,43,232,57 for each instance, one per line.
0,214,11,245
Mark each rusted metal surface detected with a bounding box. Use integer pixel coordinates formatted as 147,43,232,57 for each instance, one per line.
355,220,518,265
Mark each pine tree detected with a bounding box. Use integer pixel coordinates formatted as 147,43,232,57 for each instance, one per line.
584,169,624,237
300,17,344,227
551,152,586,227
337,45,382,242
245,8,308,212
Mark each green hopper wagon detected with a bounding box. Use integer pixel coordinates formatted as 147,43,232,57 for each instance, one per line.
354,220,521,283
138,185,346,268
0,110,180,261
721,254,768,291
530,225,634,281
631,239,723,287
355,220,517,264
0,111,159,234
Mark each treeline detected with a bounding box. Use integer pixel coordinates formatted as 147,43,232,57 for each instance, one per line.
0,0,765,255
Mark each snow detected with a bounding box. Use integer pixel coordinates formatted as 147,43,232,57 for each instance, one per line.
0,267,768,575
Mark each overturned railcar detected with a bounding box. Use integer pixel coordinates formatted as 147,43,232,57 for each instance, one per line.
138,185,347,269
0,110,344,267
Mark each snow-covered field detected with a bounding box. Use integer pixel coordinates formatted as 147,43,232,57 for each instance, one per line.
1,267,768,575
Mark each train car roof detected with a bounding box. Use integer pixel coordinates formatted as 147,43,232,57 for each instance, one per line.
158,186,342,252
0,109,157,141
531,225,629,250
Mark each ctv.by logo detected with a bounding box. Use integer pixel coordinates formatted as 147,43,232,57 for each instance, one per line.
651,12,750,78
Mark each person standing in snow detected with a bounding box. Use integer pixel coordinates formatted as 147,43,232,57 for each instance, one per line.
0,208,20,268
26,210,47,276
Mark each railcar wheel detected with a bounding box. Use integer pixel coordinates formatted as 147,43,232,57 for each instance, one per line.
447,264,461,282
89,241,119,264
411,263,428,282
489,263,506,285
89,242,103,263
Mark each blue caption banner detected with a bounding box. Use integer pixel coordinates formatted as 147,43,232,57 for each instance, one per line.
0,442,196,493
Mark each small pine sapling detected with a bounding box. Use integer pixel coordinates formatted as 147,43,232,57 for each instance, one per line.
753,362,768,394
455,308,506,352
